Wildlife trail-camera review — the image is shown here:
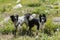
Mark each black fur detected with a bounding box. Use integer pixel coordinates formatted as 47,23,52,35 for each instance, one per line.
28,18,40,30
24,13,32,20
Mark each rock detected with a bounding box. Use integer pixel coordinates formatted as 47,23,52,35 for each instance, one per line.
53,17,60,24
53,2,60,6
13,4,22,9
46,5,54,9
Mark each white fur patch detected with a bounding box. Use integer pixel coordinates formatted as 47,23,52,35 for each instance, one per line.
29,14,36,20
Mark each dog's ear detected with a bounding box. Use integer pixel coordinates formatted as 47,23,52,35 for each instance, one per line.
10,15,15,22
44,16,46,22
43,14,46,17
39,14,42,22
10,15,14,18
16,15,19,20
43,14,46,22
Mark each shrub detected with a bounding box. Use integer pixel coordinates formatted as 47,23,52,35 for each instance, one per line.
27,3,41,7
44,19,59,36
0,20,15,34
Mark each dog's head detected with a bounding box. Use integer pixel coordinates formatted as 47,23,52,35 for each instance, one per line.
10,15,19,23
39,14,46,23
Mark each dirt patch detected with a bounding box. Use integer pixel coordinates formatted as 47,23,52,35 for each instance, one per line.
0,34,14,40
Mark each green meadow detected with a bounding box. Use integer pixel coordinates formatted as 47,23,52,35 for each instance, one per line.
0,0,60,40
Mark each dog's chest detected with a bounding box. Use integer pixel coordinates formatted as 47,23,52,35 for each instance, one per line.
18,17,24,24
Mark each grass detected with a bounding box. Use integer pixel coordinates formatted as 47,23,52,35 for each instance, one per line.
0,0,60,40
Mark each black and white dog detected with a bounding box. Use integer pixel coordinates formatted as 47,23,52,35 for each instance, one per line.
26,14,46,36
39,14,46,32
10,13,36,36
10,15,19,36
26,14,46,30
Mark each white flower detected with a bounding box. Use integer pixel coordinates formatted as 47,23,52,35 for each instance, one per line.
57,28,59,31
